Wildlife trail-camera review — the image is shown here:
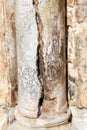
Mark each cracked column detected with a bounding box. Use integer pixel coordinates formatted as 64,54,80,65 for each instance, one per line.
35,0,68,118
15,0,70,128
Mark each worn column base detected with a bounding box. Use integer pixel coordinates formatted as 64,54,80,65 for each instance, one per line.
13,106,70,128
18,106,38,119
7,120,71,130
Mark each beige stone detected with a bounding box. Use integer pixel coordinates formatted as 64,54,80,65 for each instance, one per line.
68,0,87,108
0,0,9,106
0,0,17,129
0,0,17,107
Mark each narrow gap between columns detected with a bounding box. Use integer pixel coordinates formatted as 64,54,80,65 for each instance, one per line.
65,0,72,122
32,0,44,117
65,0,68,103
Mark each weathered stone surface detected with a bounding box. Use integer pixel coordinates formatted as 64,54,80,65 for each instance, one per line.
14,107,70,128
70,106,87,130
0,108,7,130
16,0,42,118
0,0,87,129
0,0,9,106
8,107,15,125
68,0,87,108
6,0,17,106
8,121,71,130
35,0,67,116
0,1,17,129
15,0,70,127
0,0,17,107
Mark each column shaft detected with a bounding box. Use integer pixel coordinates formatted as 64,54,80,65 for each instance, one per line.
15,0,70,127
33,0,67,115
16,0,42,118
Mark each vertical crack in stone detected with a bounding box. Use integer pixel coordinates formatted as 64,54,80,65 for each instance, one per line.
65,0,68,102
32,0,44,116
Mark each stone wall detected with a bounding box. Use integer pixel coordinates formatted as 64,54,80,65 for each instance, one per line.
0,0,87,130
0,0,17,129
68,0,87,129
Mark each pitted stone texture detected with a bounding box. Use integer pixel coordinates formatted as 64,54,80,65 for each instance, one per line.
68,0,87,108
16,0,68,119
16,0,41,118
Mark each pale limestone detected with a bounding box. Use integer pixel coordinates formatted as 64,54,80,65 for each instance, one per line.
16,0,42,118
0,0,9,106
8,121,71,130
0,108,7,130
15,0,70,127
70,106,87,130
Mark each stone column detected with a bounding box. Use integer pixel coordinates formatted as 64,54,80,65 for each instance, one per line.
67,0,87,129
15,0,42,118
15,0,70,128
36,0,67,117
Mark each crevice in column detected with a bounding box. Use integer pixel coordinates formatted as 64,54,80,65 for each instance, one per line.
65,0,68,103
65,0,72,123
65,4,74,125
32,0,45,116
